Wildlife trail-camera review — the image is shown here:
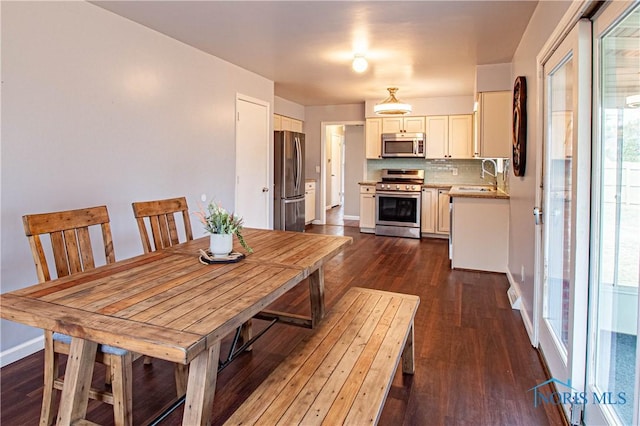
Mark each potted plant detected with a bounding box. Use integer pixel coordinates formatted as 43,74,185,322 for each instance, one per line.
194,201,253,257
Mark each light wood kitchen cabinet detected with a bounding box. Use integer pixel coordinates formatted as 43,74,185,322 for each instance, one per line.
365,118,382,159
475,91,511,158
304,181,316,224
420,187,450,236
420,188,437,234
381,116,425,134
425,115,473,159
437,189,450,234
359,184,376,233
274,114,303,132
382,117,425,133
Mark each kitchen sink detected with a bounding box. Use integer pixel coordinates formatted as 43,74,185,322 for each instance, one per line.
457,186,494,192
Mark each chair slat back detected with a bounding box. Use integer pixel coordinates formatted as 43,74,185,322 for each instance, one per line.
22,206,115,283
132,197,193,253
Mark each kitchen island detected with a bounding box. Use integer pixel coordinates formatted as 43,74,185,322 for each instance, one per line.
449,185,509,272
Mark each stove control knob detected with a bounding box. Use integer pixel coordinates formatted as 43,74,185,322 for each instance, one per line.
396,185,400,190
405,185,410,190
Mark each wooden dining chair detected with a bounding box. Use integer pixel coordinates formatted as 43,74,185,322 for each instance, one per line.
22,205,132,426
131,196,193,395
131,196,193,253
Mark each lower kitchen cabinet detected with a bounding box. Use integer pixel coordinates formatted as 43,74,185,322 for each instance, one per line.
304,181,316,224
420,187,450,237
451,196,509,272
420,188,436,234
359,184,376,233
437,189,450,234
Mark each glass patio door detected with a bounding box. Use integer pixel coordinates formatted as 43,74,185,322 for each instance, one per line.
586,2,640,425
537,18,592,420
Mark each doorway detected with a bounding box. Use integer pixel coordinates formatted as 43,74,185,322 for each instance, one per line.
326,125,344,210
534,2,640,424
319,121,365,225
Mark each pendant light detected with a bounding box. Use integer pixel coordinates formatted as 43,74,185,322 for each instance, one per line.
374,87,412,115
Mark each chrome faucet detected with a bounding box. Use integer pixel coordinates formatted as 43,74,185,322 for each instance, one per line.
481,158,498,188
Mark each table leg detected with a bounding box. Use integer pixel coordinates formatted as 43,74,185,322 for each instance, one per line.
402,322,415,374
182,342,221,426
56,338,98,425
309,267,325,328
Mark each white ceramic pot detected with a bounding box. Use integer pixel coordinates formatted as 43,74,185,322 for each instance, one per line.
209,233,233,258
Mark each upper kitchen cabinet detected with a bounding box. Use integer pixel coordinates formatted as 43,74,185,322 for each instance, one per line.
274,114,303,133
365,118,383,159
381,116,425,134
425,115,473,159
475,91,511,158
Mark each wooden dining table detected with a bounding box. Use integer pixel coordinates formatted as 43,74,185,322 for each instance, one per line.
0,228,352,425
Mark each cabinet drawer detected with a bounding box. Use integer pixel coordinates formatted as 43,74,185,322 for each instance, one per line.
305,181,316,191
360,185,375,194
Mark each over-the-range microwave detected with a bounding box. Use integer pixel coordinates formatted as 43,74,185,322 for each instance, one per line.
381,132,425,158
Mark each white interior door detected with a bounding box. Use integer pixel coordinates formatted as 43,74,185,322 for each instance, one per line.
586,2,640,425
235,95,270,229
536,18,592,420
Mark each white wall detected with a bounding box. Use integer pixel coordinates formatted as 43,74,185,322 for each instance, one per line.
475,63,513,93
304,104,365,221
274,96,305,121
0,1,273,361
508,0,572,338
343,125,365,217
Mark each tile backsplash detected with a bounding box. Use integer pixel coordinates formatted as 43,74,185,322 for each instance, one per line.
366,158,510,192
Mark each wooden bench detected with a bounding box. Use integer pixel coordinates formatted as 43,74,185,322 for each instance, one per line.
224,287,420,425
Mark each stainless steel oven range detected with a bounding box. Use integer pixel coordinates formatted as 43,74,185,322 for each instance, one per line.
375,169,424,239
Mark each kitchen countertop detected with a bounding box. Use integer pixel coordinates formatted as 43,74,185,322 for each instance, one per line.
448,185,510,199
358,181,509,199
422,183,453,189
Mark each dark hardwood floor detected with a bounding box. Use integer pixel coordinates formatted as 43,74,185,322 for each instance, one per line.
0,225,565,425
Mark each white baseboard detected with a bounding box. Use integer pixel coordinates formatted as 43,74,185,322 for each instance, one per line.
343,215,359,221
1,335,44,368
506,270,536,347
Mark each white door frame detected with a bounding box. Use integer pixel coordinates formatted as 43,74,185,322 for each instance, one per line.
235,93,271,228
533,0,594,348
533,9,592,424
319,120,365,225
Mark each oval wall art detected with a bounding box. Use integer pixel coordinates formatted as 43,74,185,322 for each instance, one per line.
512,76,527,177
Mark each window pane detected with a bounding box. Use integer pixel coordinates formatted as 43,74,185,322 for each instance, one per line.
595,5,639,424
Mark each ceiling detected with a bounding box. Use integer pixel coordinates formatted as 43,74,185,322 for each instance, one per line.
93,1,540,106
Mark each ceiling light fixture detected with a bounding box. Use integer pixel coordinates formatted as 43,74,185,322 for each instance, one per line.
374,87,412,115
626,94,640,108
352,55,368,73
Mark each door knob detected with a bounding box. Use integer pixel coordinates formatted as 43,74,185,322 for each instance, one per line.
533,207,543,225
262,187,269,192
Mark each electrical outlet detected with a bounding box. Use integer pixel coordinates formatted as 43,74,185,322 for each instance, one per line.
315,165,320,173
452,168,458,176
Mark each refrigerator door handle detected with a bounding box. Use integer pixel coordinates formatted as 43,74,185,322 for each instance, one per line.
295,136,302,191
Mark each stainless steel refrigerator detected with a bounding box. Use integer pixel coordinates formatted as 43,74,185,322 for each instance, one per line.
274,130,305,232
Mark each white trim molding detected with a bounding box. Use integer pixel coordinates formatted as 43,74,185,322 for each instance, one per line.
0,335,43,368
